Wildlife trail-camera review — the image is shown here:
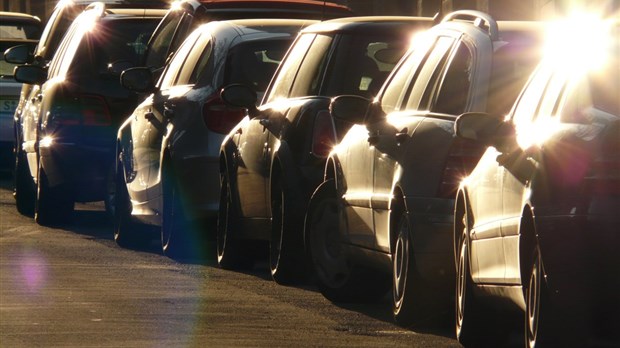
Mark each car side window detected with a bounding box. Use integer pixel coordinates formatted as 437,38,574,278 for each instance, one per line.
288,34,333,98
404,36,457,112
159,30,201,89
430,41,473,115
188,39,213,84
511,65,554,127
144,10,184,69
265,33,316,103
380,36,438,114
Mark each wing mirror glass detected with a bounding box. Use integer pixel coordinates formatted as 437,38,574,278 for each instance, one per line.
13,65,46,84
4,45,32,65
455,112,516,152
220,83,258,116
120,67,155,93
330,95,369,125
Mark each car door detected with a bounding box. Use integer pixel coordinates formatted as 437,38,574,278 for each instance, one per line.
234,33,323,218
142,30,202,206
501,66,565,284
369,35,457,252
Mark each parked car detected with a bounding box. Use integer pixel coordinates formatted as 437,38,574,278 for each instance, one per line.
6,0,169,215
303,11,545,327
12,3,165,226
0,11,41,171
140,0,353,78
218,16,433,283
115,19,314,258
454,17,619,347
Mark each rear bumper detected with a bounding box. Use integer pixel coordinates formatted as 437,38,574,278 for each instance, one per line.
39,142,114,201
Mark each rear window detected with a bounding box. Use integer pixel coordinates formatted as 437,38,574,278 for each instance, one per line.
224,39,293,95
0,20,40,40
71,18,161,76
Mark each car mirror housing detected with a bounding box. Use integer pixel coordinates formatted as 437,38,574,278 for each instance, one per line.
120,67,155,93
221,84,258,109
330,95,369,124
455,112,516,152
4,45,32,65
13,65,46,85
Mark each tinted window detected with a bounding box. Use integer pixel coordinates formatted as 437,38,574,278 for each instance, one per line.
144,10,184,69
224,39,293,94
70,19,160,78
322,33,409,99
380,36,437,114
266,33,316,102
159,29,200,89
432,42,473,115
288,34,333,98
0,21,40,39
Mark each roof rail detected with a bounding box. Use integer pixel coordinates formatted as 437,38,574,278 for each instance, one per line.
84,1,106,16
441,10,499,41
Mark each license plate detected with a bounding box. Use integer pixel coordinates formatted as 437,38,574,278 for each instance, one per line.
1,98,18,114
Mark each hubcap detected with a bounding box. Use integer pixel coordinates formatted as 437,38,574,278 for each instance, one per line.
527,255,540,347
393,218,408,307
456,213,468,333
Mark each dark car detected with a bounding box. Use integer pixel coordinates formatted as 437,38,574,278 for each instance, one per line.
304,11,545,327
115,19,314,258
454,18,619,347
217,16,433,284
7,0,170,215
12,3,165,226
141,0,353,77
0,11,41,170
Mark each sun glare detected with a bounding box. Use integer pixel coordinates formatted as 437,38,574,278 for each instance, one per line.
544,12,614,73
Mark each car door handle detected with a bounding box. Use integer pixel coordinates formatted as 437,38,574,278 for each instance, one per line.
163,102,175,119
395,127,408,144
368,132,379,146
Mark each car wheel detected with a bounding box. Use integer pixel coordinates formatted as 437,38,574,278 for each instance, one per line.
161,167,191,259
35,160,73,226
13,147,35,216
270,177,305,285
455,202,488,346
103,164,116,217
113,159,152,249
525,245,563,348
392,211,433,327
217,171,252,269
306,180,389,303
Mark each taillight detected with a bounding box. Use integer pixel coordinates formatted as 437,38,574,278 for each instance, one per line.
311,110,337,158
438,138,485,198
49,94,111,126
203,94,246,134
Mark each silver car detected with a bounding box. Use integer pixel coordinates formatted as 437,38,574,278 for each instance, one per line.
115,19,314,258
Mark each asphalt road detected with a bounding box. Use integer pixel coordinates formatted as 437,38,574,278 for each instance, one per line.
0,173,461,348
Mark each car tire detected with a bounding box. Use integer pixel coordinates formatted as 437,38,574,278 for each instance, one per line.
269,176,305,285
525,245,564,348
14,146,35,216
34,160,73,226
217,171,252,269
161,166,191,259
392,211,433,327
113,159,152,249
306,179,390,303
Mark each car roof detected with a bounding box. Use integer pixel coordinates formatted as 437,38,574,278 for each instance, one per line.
0,11,41,23
56,0,171,10
189,0,353,17
301,16,434,34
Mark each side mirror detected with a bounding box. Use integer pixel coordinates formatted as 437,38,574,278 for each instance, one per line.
13,65,46,84
4,45,32,65
220,84,258,116
120,67,154,93
330,95,370,124
455,112,516,152
221,84,257,108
